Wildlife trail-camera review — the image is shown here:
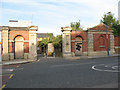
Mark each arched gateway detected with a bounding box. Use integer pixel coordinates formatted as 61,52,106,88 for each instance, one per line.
15,36,24,59
1,25,38,61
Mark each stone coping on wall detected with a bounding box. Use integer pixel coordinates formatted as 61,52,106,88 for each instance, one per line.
87,29,113,32
9,27,28,31
1,26,38,31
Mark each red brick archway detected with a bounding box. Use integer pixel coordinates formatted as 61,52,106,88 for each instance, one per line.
71,31,88,55
9,31,29,54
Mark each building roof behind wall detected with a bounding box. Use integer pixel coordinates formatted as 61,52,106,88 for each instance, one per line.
37,33,53,38
88,23,112,31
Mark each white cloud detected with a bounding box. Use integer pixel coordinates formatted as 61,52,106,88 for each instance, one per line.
37,27,62,36
2,8,32,14
1,0,119,35
1,0,33,3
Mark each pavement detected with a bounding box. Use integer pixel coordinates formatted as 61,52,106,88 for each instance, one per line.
64,53,120,60
0,54,120,65
1,59,38,66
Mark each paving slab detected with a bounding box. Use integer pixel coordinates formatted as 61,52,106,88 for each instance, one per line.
64,54,120,60
2,59,36,65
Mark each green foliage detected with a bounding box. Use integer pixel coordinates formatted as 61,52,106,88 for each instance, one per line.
70,20,81,30
53,35,62,48
39,38,48,47
112,25,120,36
48,33,53,43
39,33,53,47
101,12,120,36
38,34,62,48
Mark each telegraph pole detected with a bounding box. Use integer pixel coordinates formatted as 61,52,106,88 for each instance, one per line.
106,23,109,56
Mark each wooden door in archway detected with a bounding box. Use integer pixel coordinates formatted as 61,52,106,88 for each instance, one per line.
15,36,24,59
75,37,83,56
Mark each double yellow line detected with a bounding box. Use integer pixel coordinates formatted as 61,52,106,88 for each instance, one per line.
0,74,14,90
0,84,6,90
9,74,14,79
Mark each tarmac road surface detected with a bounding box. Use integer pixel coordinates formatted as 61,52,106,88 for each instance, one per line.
3,56,120,88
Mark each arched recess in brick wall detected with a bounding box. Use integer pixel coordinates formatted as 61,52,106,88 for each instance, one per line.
75,36,83,56
99,35,105,46
14,35,24,59
75,36,83,41
99,35,106,51
94,34,106,51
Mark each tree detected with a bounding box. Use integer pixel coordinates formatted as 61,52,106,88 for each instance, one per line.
53,35,62,48
70,20,81,31
112,24,120,36
39,38,48,47
38,34,62,49
101,12,120,36
38,38,48,53
39,33,53,48
48,33,54,43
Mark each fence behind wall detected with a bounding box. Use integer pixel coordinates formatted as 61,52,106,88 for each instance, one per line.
37,46,62,58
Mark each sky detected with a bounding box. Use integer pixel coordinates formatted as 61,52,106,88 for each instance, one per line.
0,0,119,36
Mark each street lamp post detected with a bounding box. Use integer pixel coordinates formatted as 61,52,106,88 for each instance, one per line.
106,25,109,56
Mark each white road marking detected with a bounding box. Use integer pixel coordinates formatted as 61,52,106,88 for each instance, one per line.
105,65,109,67
92,64,120,73
14,68,24,70
3,69,14,72
112,66,118,69
0,68,24,76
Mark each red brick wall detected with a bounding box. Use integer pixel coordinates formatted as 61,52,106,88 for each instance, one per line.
9,31,29,53
24,42,29,53
93,34,110,51
114,36,120,46
71,42,75,52
71,31,88,52
9,31,29,40
9,42,14,53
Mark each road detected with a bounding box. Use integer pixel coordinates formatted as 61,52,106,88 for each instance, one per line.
2,56,120,88
0,64,20,89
